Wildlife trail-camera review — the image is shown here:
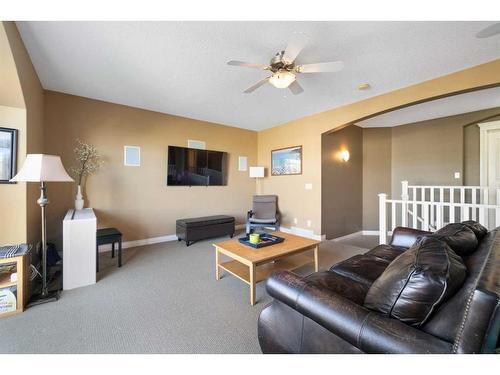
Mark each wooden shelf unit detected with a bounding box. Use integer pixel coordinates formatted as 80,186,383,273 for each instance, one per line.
0,254,28,319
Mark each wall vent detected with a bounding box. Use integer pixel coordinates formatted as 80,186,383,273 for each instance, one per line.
188,140,206,150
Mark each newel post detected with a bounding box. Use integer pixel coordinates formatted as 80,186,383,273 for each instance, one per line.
401,180,409,200
379,193,388,245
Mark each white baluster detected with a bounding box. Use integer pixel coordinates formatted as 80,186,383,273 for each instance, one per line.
480,188,488,227
391,201,396,233
379,193,387,245
412,201,417,228
426,187,435,230
471,188,477,220
450,188,455,223
436,203,443,230
401,200,407,227
463,206,470,221
423,202,429,231
460,188,465,204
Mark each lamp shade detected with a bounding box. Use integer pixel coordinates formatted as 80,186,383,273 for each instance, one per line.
10,154,73,182
249,166,264,178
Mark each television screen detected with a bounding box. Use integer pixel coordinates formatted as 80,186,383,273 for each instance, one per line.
167,146,227,186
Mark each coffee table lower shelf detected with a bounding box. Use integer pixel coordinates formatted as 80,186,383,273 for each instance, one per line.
219,253,313,285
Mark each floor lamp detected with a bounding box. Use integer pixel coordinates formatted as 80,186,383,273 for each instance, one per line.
11,154,73,305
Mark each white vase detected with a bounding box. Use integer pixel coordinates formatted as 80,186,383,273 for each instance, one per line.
75,185,84,210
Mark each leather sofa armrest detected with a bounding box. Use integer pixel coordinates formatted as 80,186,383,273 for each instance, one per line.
266,270,452,353
390,226,431,249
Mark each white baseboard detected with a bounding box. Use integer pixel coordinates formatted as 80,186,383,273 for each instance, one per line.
99,223,247,253
98,234,178,252
279,226,325,241
361,230,393,236
332,231,363,241
97,220,331,253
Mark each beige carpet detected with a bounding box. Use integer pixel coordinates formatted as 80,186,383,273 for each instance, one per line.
0,233,376,353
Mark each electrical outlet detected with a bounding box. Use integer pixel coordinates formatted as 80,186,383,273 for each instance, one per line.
306,220,312,227
293,218,298,225
454,172,461,179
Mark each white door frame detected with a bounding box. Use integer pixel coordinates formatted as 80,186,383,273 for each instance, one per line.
479,120,500,187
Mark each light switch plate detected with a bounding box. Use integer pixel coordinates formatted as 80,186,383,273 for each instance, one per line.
454,172,461,179
305,183,313,190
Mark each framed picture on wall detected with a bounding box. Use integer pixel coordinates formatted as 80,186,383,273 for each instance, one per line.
271,145,302,176
0,127,18,183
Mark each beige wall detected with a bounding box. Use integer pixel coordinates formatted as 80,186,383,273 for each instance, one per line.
0,23,24,110
44,91,258,246
0,105,27,244
321,125,363,239
362,128,392,230
3,22,45,246
258,59,500,237
0,21,44,245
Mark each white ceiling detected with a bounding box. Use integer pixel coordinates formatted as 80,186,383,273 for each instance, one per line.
16,21,500,131
356,86,500,128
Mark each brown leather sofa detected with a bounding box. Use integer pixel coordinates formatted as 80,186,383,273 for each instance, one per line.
258,222,500,354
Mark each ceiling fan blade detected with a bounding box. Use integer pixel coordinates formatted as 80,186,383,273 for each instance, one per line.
243,77,270,93
476,22,500,38
282,32,309,64
288,80,304,95
296,61,344,73
227,60,269,69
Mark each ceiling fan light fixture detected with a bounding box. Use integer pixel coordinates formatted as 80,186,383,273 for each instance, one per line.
269,70,296,89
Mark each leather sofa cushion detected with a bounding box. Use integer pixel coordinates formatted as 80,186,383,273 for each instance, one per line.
390,227,432,249
364,237,467,326
429,223,478,256
329,255,390,288
365,244,406,263
461,220,488,240
304,271,370,305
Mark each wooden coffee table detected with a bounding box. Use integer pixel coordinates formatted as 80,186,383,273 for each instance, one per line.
213,231,320,305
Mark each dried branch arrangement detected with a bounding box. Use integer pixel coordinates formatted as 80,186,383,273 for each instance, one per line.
70,139,103,185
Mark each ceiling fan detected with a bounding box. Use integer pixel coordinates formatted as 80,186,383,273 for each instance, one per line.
227,33,344,95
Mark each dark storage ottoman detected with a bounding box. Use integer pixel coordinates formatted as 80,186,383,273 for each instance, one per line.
176,215,235,246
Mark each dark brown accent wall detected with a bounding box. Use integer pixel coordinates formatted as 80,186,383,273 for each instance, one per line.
362,128,392,230
321,125,363,239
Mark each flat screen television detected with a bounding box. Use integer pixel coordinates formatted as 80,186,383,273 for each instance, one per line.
167,146,228,186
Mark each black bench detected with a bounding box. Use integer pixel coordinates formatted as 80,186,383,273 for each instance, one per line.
176,215,235,246
96,228,122,272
